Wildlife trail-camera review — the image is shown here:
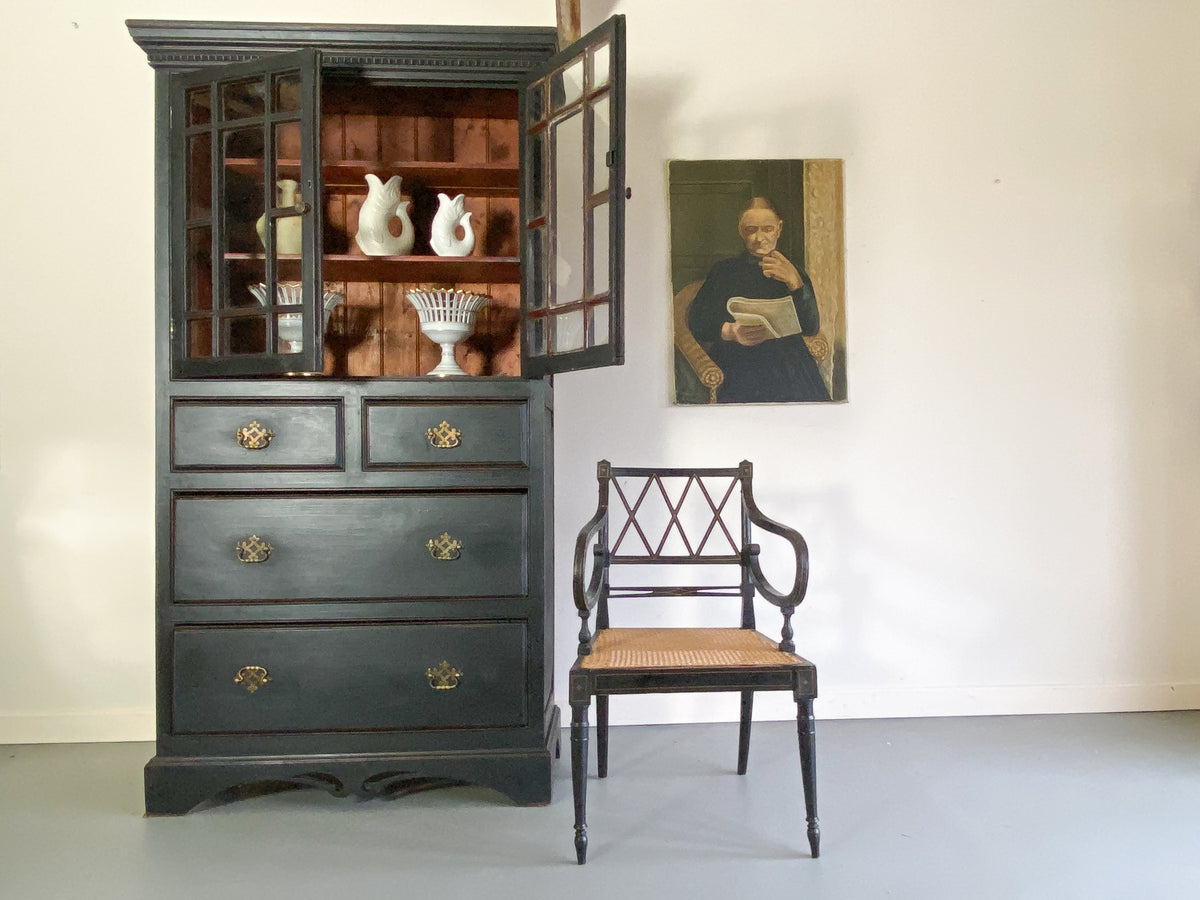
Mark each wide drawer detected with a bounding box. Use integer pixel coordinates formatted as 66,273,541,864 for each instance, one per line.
363,399,527,469
172,399,343,470
171,621,527,734
172,491,527,602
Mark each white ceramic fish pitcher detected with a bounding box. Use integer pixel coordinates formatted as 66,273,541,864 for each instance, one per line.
355,174,414,256
429,192,475,257
255,179,305,255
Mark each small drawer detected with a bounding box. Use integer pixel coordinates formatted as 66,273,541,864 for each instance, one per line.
171,399,343,470
172,621,527,734
363,400,526,469
172,490,527,602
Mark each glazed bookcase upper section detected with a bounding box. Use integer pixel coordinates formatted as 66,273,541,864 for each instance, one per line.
129,17,625,381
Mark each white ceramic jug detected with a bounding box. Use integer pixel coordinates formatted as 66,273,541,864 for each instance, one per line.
429,192,475,257
354,174,414,256
255,179,305,255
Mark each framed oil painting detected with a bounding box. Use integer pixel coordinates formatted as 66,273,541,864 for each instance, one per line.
669,159,846,404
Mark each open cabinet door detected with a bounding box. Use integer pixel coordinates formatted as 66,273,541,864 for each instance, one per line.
170,49,323,378
519,15,625,378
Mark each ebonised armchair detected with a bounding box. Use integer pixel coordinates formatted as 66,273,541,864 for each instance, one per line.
568,460,819,863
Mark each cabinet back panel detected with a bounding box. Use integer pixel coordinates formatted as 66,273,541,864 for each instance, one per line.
316,82,521,378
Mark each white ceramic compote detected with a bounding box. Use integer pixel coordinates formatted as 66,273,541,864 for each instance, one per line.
405,289,490,376
248,282,344,353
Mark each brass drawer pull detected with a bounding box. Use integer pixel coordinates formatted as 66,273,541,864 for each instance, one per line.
426,660,462,690
234,665,270,693
426,532,462,561
235,535,274,563
236,421,274,450
426,421,462,449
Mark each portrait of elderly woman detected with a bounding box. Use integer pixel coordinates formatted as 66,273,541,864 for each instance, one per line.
670,159,846,404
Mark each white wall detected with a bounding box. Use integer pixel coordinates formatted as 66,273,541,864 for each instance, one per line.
3,0,1199,742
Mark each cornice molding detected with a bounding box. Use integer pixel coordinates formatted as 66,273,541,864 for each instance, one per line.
127,20,559,83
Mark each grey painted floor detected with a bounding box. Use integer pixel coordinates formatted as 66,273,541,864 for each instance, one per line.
2,712,1198,899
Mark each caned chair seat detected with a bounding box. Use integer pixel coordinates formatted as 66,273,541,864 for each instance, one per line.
568,461,819,864
581,628,809,670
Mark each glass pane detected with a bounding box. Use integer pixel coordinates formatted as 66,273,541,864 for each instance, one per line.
223,128,266,254
274,72,300,113
591,41,610,89
591,203,609,296
592,303,609,347
528,317,546,357
186,226,212,311
188,318,213,359
221,77,266,120
187,133,212,220
275,120,302,169
272,191,304,259
226,265,262,310
552,310,585,353
276,311,303,353
550,56,584,110
227,317,267,355
591,95,610,194
526,129,545,220
554,110,584,306
527,225,546,309
187,86,212,126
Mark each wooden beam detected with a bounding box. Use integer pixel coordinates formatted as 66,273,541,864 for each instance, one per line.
557,0,580,46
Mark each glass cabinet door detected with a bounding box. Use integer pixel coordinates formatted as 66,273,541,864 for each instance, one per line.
170,49,322,377
520,15,625,377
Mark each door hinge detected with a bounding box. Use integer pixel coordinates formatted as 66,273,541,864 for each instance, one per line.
605,149,616,168
170,319,175,339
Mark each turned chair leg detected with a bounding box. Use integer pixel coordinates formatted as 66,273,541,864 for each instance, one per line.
596,695,609,778
737,690,754,774
797,697,820,857
571,701,590,864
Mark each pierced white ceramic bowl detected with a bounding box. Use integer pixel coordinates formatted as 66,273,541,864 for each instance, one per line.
405,289,490,376
248,282,344,351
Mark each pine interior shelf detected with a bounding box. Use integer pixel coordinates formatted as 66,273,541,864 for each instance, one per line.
226,159,520,195
226,252,521,283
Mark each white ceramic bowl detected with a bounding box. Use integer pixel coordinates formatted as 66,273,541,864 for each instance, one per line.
249,283,344,351
405,289,490,376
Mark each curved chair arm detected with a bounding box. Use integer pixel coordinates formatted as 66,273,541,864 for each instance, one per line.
740,461,810,652
572,507,609,617
745,526,809,610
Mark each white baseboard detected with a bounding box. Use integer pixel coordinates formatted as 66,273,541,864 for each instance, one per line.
812,680,1200,720
0,710,155,745
604,681,1200,726
4,683,1199,743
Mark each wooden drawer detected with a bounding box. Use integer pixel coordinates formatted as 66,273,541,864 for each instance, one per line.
171,621,527,734
172,399,343,470
363,399,527,469
172,491,527,602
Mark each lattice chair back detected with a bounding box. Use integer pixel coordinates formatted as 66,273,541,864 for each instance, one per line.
573,460,809,655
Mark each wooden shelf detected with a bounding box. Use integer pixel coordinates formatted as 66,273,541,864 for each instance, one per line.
226,252,521,284
226,159,519,195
